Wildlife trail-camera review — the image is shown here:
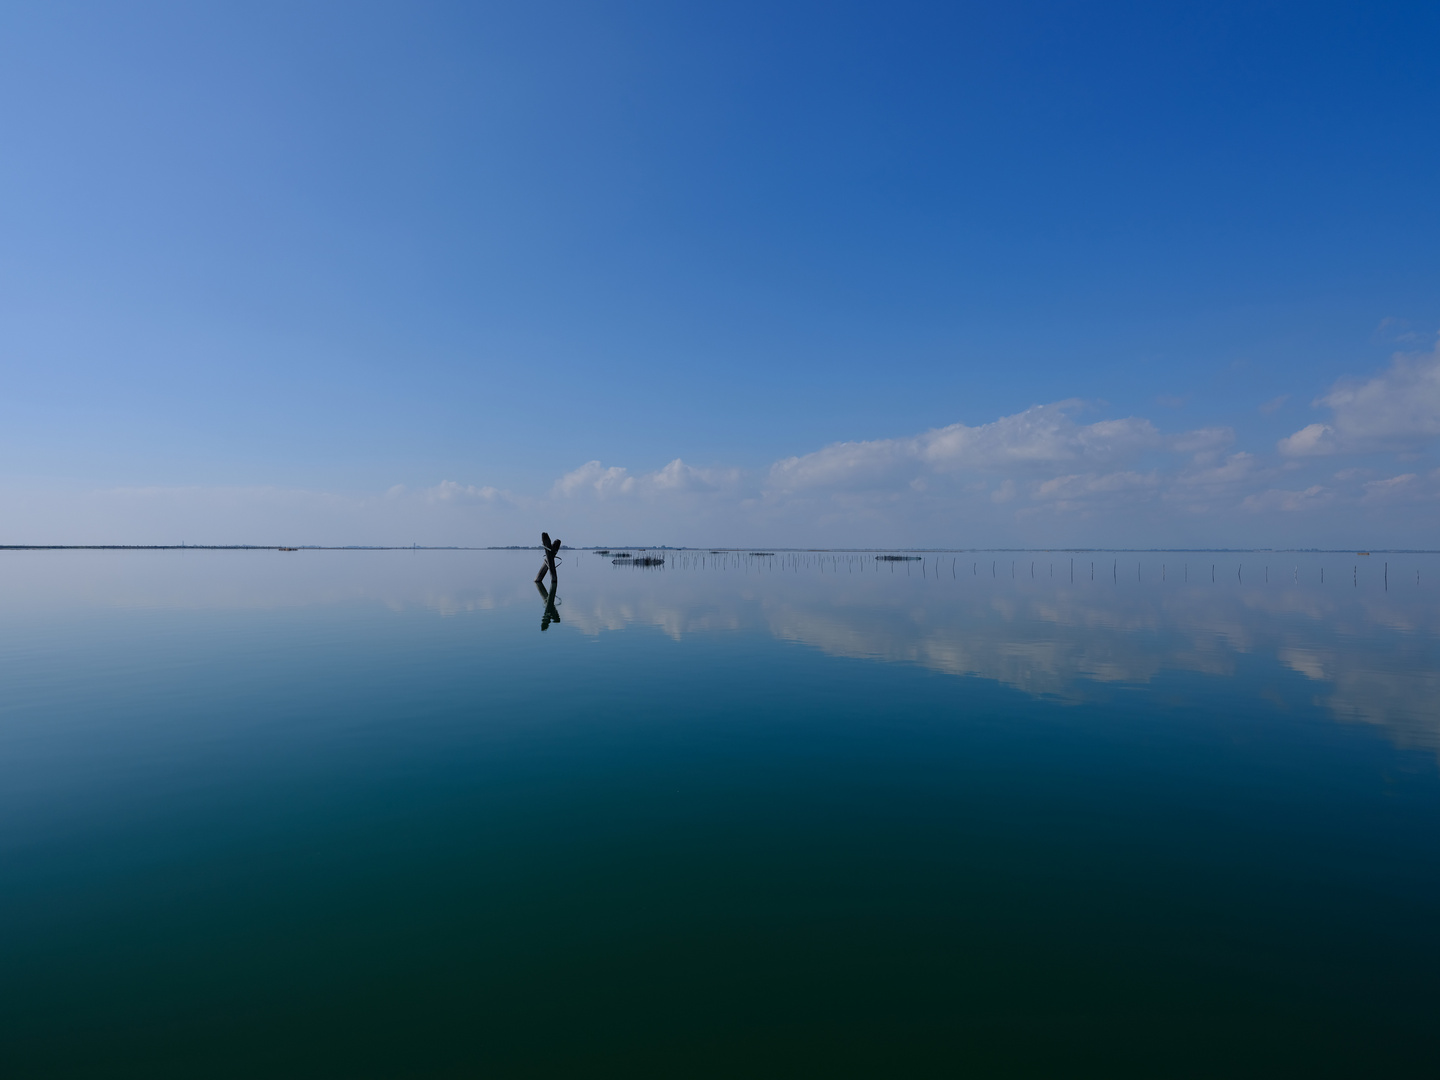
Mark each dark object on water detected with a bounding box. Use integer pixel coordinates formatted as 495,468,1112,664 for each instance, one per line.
609,552,633,558
621,556,665,567
278,547,298,552
876,555,922,561
535,579,561,630
749,552,775,557
595,550,611,555
535,533,562,586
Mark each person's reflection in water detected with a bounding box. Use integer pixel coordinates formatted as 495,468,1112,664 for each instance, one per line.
536,579,562,631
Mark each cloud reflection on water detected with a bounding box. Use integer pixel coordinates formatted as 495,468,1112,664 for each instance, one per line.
3,549,1436,758
561,553,1440,757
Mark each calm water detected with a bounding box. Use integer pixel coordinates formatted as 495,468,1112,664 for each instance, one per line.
2,549,1438,1077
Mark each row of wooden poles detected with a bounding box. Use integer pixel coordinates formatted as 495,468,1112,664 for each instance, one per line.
613,552,1419,589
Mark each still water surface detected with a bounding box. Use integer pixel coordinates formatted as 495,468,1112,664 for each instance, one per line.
2,550,1438,1076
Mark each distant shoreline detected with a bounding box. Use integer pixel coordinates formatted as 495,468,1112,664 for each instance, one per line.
4,546,1438,555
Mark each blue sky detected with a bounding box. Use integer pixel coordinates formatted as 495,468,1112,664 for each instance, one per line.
3,1,1439,546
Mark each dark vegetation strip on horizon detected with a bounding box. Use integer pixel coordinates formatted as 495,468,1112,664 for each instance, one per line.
0,545,479,551
4,545,1439,554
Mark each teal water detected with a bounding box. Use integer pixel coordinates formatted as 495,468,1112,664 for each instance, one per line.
2,549,1438,1077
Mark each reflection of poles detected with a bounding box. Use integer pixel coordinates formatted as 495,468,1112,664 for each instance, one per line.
535,532,562,586
535,579,561,630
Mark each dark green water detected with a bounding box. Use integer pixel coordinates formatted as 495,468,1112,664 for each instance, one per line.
2,550,1438,1077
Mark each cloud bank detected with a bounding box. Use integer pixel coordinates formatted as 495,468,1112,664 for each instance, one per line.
6,348,1438,548
1279,338,1440,457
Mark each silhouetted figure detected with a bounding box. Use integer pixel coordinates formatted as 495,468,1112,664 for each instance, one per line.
535,579,561,630
535,532,561,586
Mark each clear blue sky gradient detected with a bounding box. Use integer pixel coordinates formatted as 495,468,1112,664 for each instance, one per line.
3,2,1438,546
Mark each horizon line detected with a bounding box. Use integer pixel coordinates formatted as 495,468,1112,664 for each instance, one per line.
3,545,1437,555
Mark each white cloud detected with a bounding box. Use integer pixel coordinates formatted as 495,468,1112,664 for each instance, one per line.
1277,422,1339,457
1169,426,1235,465
1259,395,1289,415
1241,485,1332,513
553,461,636,498
767,402,1165,494
1361,473,1418,503
426,480,513,503
919,404,1162,469
1177,452,1257,487
553,458,739,500
766,435,910,492
1034,470,1158,501
1374,316,1423,345
1280,338,1440,455
1169,426,1234,458
647,458,741,493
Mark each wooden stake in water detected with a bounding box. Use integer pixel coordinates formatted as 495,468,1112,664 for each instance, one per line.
535,532,562,586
